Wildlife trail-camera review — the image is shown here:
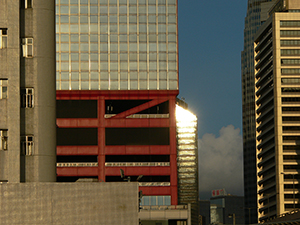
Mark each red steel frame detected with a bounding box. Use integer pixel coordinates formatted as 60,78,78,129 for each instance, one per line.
56,90,179,205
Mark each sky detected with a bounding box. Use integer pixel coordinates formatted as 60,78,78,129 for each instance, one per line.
177,1,248,199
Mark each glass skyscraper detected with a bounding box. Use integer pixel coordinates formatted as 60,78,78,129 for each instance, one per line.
242,0,274,223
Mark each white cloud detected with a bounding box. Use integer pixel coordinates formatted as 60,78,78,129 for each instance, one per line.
198,125,244,199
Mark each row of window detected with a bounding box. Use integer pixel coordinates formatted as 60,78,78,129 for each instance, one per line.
57,24,176,34
58,33,176,43
57,62,177,71
282,78,300,84
280,30,300,37
281,40,300,47
56,79,178,90
140,195,170,206
58,52,176,61
57,42,177,52
280,21,300,27
57,71,176,79
58,0,175,5
58,0,176,5
281,49,300,56
58,6,176,15
282,69,300,75
0,83,34,108
281,59,300,65
0,31,33,58
57,15,176,24
0,131,33,155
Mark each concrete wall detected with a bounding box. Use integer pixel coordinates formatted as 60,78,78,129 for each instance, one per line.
20,0,56,182
0,0,21,182
0,182,138,225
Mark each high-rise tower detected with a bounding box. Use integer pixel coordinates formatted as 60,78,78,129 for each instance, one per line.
255,0,300,222
0,1,56,182
242,0,275,223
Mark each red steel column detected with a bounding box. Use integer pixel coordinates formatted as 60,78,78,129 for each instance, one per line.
98,96,106,181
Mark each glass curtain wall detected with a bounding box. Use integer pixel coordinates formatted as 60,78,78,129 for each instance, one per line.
176,105,199,225
55,0,178,91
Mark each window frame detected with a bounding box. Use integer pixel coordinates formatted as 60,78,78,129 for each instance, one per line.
21,88,34,108
0,79,8,99
22,38,33,58
23,0,32,9
21,135,34,155
0,28,7,49
0,130,8,151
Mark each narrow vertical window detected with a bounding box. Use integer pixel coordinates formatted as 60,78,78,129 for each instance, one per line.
26,0,32,8
22,0,32,9
0,28,7,49
0,130,8,151
21,88,34,108
0,79,8,99
21,136,34,155
22,38,33,57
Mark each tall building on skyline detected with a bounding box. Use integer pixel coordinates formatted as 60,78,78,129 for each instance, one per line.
242,0,275,223
55,0,198,224
0,1,56,183
254,0,300,222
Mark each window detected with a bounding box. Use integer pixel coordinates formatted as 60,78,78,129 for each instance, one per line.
0,79,7,99
21,136,34,155
0,28,7,49
0,130,8,151
22,0,32,9
22,38,33,57
21,88,34,108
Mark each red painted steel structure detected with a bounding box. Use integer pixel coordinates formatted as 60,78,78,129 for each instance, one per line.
56,90,179,205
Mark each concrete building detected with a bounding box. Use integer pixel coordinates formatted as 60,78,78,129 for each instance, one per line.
199,200,210,225
210,195,244,225
0,1,56,182
254,0,300,222
241,0,275,223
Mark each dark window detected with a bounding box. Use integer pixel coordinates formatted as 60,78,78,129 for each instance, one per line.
106,175,170,182
21,0,32,9
105,100,149,114
57,155,98,162
105,128,169,145
57,128,98,145
105,155,170,162
56,100,97,118
57,176,98,182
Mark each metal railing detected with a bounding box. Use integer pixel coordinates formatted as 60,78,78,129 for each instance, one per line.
56,162,98,167
140,205,188,210
105,162,170,167
138,182,170,187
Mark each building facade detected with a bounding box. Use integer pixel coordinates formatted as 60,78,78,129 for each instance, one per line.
242,0,275,223
55,1,198,224
0,1,56,182
254,0,300,222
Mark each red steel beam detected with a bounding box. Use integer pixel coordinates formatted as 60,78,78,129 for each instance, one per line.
110,98,168,119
